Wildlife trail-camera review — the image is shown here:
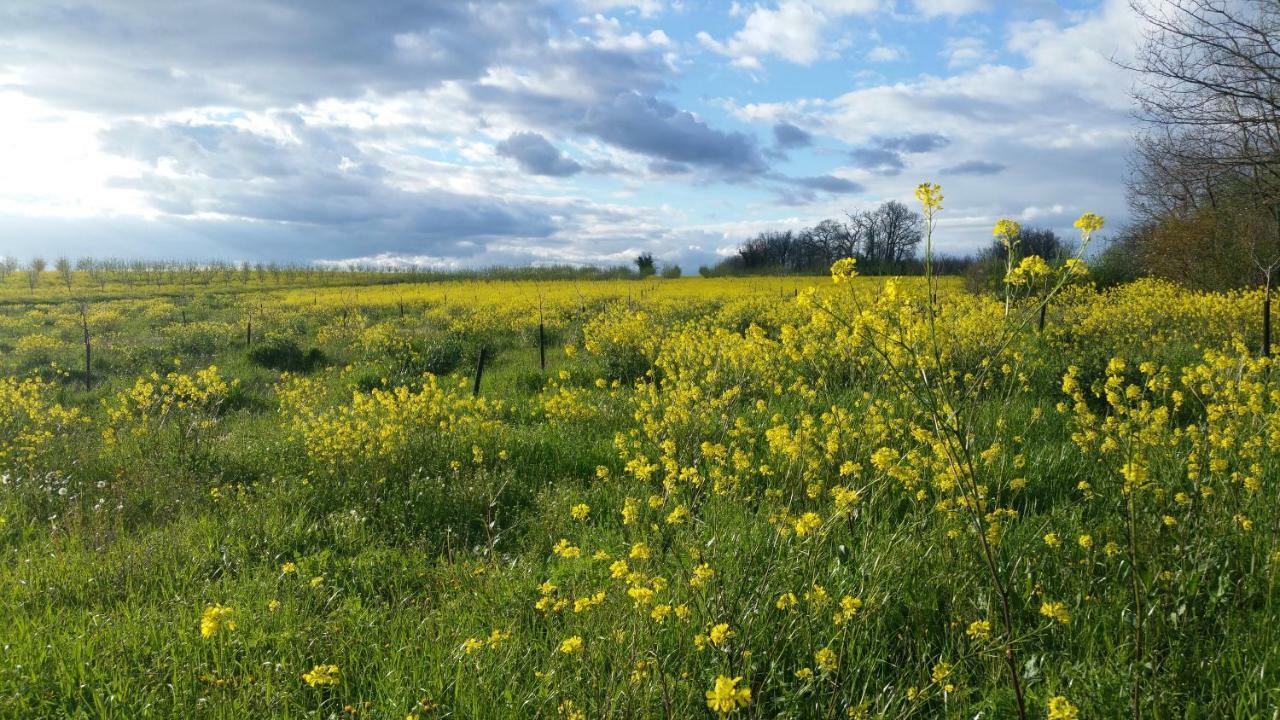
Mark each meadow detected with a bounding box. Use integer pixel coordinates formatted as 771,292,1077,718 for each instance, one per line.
2,221,1279,717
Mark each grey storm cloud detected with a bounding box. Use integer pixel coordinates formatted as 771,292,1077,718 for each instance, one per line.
790,175,862,193
877,133,950,153
941,160,1007,176
649,160,691,175
848,147,907,176
849,132,951,176
578,92,768,176
495,132,583,177
99,118,556,256
469,86,769,178
0,0,550,113
773,123,813,149
768,173,863,205
2,0,776,211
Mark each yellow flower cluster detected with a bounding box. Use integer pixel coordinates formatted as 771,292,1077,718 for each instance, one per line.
0,376,84,475
705,675,751,714
102,365,235,458
199,604,236,638
280,371,503,472
302,664,340,687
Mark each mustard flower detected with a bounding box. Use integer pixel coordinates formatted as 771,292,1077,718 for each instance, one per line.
830,257,858,284
302,664,340,687
690,563,714,588
1039,601,1070,625
705,675,751,714
966,619,991,640
1073,212,1104,234
1046,696,1079,720
915,182,943,213
992,218,1022,242
709,622,734,647
793,512,822,537
814,646,838,673
199,604,236,639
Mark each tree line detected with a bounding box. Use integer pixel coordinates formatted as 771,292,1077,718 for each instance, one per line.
0,256,645,294
701,200,1081,279
1106,0,1280,293
705,201,938,276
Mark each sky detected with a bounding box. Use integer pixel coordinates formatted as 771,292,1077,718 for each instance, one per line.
0,0,1146,269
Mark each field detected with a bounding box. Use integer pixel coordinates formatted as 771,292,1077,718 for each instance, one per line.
1,263,1278,718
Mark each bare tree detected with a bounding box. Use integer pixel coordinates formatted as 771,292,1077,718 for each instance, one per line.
804,218,859,262
26,257,46,292
1127,0,1280,354
1128,1,1280,181
736,230,796,270
55,257,73,291
848,201,923,267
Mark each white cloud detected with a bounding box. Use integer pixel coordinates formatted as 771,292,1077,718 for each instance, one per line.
942,36,994,68
818,0,1139,146
867,45,904,62
912,0,990,18
698,0,878,69
579,14,672,52
714,0,1144,252
576,0,665,17
0,92,150,219
0,0,1149,263
809,0,882,12
698,1,826,68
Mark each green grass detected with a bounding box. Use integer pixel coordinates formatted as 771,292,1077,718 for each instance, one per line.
1,275,1278,718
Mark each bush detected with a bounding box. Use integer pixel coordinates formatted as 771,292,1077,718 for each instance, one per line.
1089,240,1143,288
163,321,233,356
248,334,324,372
421,334,464,376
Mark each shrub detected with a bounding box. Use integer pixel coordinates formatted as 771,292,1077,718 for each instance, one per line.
248,334,324,372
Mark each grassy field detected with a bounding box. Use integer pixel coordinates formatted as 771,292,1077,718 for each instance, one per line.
1,266,1278,718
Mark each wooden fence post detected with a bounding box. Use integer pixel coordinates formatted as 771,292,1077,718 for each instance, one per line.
79,301,92,391
473,346,487,396
538,317,546,372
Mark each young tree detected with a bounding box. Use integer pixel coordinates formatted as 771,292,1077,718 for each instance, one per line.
27,257,46,292
55,257,73,291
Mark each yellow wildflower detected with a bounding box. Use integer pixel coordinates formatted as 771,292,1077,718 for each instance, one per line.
814,646,838,673
1040,601,1070,625
705,675,751,714
966,619,990,640
199,604,236,639
709,623,734,647
1046,696,1079,720
302,664,340,687
915,182,943,213
830,257,858,284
